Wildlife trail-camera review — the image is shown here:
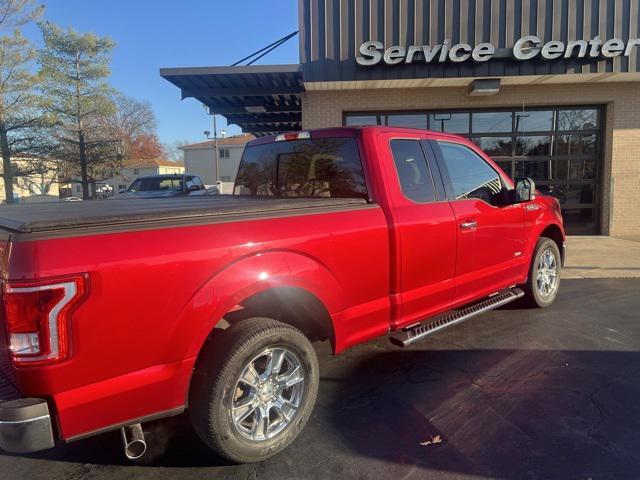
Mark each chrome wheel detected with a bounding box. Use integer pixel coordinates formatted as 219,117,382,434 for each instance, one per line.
231,347,305,442
536,249,558,297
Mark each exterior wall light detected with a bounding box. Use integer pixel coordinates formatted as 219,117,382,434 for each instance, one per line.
469,78,501,96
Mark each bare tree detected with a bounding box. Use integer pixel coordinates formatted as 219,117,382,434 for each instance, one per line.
164,139,189,163
105,93,157,160
0,0,49,203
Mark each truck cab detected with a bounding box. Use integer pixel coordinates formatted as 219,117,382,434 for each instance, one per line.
357,127,564,330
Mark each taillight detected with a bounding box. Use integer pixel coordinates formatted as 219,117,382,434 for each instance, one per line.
3,275,86,367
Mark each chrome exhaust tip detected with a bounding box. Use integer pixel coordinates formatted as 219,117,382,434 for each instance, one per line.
121,423,146,460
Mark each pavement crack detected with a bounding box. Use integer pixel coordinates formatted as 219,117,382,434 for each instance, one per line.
586,389,607,440
584,365,640,462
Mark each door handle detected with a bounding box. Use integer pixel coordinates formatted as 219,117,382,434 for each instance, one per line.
460,219,477,230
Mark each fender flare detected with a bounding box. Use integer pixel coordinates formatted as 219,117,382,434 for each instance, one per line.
525,220,565,261
169,250,345,361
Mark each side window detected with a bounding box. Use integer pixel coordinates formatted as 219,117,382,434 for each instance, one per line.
438,142,502,203
390,139,436,203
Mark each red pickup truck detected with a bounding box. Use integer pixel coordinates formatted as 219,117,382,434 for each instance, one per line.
0,126,564,463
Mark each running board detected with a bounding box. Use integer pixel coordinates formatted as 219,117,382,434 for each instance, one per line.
390,288,524,347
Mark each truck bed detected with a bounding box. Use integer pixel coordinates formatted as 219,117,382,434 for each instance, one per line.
0,196,369,234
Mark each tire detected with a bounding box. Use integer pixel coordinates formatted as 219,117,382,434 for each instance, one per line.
521,237,562,308
189,317,319,463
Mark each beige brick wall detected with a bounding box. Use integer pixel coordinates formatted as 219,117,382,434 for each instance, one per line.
301,82,640,237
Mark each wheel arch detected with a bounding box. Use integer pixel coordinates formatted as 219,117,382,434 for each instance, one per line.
539,223,565,265
173,250,344,364
222,286,336,345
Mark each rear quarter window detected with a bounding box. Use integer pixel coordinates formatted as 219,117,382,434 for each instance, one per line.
233,138,368,199
390,139,436,203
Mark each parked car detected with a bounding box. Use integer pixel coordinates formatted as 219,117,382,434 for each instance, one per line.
0,126,564,463
124,173,206,198
60,196,82,202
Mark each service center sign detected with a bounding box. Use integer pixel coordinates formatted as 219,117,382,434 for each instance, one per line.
356,35,640,66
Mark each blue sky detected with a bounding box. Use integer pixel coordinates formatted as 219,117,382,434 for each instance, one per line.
25,0,299,145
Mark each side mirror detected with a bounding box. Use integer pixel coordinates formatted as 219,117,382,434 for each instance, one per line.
187,184,199,192
514,177,536,203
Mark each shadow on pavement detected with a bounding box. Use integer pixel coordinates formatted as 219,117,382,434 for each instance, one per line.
12,348,640,478
322,348,640,479
4,279,640,479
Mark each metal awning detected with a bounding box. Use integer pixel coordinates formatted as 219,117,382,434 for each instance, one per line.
160,64,303,137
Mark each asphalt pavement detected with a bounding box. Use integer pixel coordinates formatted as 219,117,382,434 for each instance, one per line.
2,278,640,480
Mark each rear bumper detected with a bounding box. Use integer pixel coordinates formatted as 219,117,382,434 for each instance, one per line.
0,398,55,453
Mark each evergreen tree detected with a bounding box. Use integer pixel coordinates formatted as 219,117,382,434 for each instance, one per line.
40,21,120,199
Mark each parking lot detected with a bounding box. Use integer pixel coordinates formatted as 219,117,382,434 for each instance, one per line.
1,276,639,480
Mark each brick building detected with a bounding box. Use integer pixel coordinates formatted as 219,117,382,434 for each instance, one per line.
163,0,640,236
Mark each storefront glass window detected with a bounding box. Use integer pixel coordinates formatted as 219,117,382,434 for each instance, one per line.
557,109,598,131
495,160,513,177
515,110,553,132
387,114,427,129
471,111,513,133
554,134,597,156
515,136,552,156
344,106,602,234
515,159,568,180
472,137,512,156
568,159,596,180
428,113,469,133
559,208,597,235
546,183,596,205
345,115,385,126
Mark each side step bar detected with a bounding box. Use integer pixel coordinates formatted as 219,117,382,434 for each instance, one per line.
390,288,524,347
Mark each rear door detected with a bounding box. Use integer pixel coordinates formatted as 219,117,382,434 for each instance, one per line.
430,139,526,306
379,134,457,329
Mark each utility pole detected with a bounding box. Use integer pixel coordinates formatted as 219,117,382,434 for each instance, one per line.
212,110,220,185
204,106,221,186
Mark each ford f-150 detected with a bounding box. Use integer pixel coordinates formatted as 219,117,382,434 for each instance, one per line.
0,126,565,463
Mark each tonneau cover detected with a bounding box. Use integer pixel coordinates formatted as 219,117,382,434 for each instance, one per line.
0,196,368,234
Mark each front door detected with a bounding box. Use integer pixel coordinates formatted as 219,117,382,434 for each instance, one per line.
382,136,457,329
430,140,526,306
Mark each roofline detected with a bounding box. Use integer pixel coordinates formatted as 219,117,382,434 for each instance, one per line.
179,142,249,150
159,64,302,77
133,173,189,179
125,162,185,167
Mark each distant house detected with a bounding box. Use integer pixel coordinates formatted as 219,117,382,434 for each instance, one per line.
0,158,60,204
60,159,185,198
179,133,254,194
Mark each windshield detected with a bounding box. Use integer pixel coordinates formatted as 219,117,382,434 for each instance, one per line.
233,137,368,199
128,177,183,193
